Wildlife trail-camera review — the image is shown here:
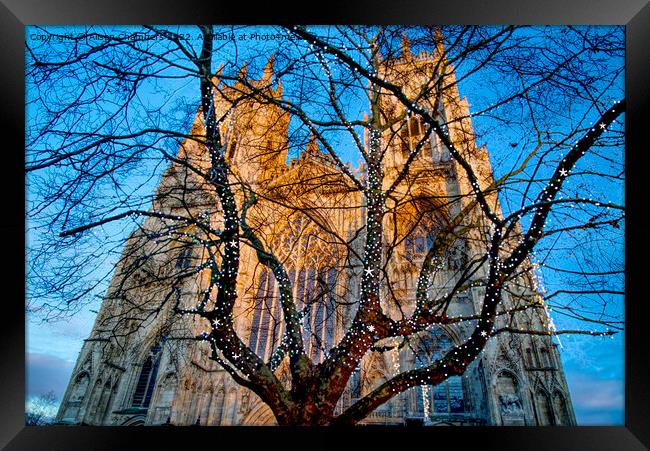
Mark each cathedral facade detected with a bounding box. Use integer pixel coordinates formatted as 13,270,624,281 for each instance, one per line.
56,43,576,427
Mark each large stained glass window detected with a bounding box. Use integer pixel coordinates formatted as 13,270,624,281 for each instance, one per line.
132,340,164,408
414,329,465,417
249,269,282,361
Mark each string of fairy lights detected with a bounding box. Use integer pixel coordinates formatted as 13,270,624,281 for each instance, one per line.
160,29,622,420
529,259,562,349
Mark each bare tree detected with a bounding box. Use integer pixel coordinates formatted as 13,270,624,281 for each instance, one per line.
27,25,624,425
26,391,58,426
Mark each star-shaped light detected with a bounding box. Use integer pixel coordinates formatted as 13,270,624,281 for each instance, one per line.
599,122,606,129
559,168,568,177
227,240,238,248
364,268,374,276
368,325,375,332
480,330,488,337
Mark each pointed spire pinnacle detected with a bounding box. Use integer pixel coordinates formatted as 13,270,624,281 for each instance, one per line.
262,53,275,83
401,33,413,60
434,26,446,57
238,61,248,79
306,133,320,155
211,63,224,86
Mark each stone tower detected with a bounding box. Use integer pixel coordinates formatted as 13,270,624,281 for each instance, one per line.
56,45,576,427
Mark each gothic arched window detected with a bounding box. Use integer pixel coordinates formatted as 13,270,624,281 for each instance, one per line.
412,329,464,417
101,381,118,424
213,389,226,425
535,389,555,425
539,347,552,368
86,378,105,423
249,268,282,361
324,268,337,351
553,391,571,425
152,373,177,424
62,371,90,421
175,248,193,270
198,387,213,426
302,267,338,363
302,267,317,355
398,116,432,156
132,340,164,409
266,215,341,363
349,368,361,400
402,217,440,263
90,379,113,425
447,239,468,270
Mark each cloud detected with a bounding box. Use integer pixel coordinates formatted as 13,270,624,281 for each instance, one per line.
26,352,75,404
557,332,624,425
567,373,624,425
26,312,95,362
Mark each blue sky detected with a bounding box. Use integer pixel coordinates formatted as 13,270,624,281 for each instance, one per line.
25,25,624,425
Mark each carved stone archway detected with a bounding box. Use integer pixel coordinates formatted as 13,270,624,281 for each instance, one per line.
120,414,146,426
240,401,277,425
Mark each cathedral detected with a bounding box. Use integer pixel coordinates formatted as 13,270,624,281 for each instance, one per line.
55,38,576,427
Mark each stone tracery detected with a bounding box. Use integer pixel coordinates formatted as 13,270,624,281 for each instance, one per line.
55,45,577,428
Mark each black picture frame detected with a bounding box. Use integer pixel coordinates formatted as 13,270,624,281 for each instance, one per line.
3,1,648,449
